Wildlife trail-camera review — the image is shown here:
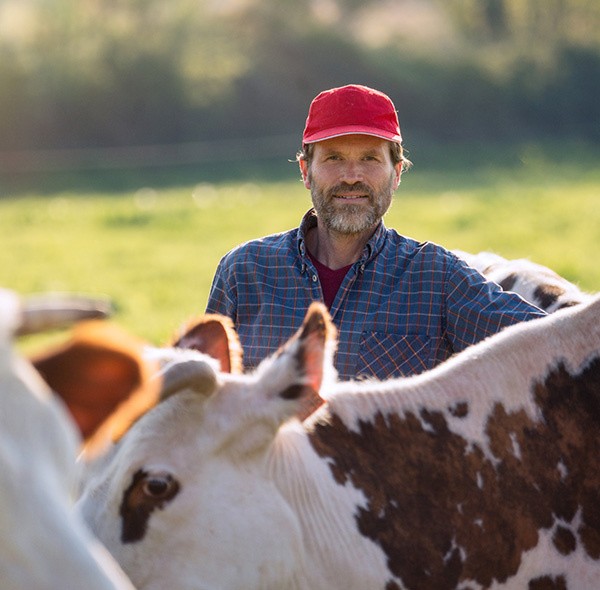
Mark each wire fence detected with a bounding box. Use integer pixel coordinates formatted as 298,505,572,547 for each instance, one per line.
0,134,300,174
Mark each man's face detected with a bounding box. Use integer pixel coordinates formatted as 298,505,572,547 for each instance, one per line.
300,134,402,235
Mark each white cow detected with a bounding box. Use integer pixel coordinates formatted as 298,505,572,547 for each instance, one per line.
453,249,592,312
1,289,139,590
76,293,600,589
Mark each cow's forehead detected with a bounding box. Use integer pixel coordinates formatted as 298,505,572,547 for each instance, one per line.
109,391,210,470
99,371,269,481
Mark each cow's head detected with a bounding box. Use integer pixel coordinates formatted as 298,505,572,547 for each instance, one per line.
77,302,336,590
0,289,135,590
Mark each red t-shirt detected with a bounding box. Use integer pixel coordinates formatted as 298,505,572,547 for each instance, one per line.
308,252,352,309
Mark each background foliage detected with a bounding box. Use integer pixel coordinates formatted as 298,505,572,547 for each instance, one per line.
1,0,598,347
1,0,599,166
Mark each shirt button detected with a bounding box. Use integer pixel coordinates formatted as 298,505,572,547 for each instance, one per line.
312,274,318,282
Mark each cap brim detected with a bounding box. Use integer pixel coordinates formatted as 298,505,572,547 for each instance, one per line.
303,125,402,144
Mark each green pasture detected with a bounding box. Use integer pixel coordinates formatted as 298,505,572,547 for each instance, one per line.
2,142,599,350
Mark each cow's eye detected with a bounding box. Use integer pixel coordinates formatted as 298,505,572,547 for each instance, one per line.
142,473,177,499
121,469,181,543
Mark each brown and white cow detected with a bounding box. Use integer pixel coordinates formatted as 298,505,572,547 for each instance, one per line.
454,249,592,312
1,289,141,590
75,294,600,589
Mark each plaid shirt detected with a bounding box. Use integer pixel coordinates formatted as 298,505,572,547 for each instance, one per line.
206,209,546,380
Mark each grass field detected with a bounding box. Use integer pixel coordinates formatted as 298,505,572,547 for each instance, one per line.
2,141,598,349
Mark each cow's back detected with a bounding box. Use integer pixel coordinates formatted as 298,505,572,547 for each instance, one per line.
301,297,600,589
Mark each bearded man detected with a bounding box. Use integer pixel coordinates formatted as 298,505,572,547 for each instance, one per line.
205,84,545,380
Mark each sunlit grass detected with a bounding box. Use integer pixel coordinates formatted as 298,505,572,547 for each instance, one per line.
2,146,599,349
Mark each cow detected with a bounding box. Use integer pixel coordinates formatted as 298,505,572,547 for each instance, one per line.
1,288,141,590
75,294,600,590
453,249,592,312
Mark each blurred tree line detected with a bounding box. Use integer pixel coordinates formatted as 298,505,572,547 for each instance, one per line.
0,0,598,157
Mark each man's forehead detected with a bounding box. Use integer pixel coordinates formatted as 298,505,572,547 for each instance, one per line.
313,134,392,153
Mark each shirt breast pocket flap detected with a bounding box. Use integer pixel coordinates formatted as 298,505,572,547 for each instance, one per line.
357,332,432,379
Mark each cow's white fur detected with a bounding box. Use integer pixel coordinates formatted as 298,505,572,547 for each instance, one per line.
453,250,592,312
77,295,600,589
0,289,134,590
270,420,399,588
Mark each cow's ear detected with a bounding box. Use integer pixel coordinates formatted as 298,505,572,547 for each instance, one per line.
285,302,337,420
29,321,157,441
171,314,243,374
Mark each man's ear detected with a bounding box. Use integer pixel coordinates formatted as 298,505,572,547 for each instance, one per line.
393,161,402,189
299,158,311,189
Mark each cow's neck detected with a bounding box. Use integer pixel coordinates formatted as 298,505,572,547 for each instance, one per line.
268,421,388,588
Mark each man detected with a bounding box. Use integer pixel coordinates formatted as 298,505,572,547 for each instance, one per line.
206,84,546,380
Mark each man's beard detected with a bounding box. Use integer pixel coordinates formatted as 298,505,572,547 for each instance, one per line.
311,180,395,235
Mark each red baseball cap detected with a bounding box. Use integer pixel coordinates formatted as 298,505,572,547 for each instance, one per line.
302,84,402,144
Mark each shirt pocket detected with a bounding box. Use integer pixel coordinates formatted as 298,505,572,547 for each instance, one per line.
356,332,432,380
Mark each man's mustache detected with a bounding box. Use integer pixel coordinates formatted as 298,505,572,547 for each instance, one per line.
327,182,373,199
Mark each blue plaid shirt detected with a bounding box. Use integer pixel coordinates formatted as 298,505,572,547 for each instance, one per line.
206,209,546,380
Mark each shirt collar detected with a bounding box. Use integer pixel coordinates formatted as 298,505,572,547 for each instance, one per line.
297,208,386,265
297,209,317,258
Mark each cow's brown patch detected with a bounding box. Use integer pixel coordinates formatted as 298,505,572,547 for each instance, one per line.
498,273,518,292
553,525,576,555
580,509,600,559
449,401,469,418
556,301,580,311
308,356,600,589
528,575,567,590
533,284,564,310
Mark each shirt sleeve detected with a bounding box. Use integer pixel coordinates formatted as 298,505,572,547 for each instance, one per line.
446,255,547,352
205,253,237,319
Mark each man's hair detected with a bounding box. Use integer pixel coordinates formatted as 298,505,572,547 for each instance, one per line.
296,141,412,173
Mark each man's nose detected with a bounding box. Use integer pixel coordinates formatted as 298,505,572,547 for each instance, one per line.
339,161,364,183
